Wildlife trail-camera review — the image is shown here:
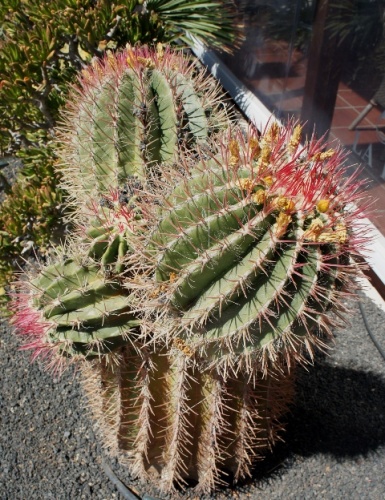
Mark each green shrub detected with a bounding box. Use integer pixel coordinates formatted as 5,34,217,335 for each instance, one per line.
0,145,68,313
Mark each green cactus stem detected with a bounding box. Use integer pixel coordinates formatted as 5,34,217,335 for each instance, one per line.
59,45,230,211
81,347,295,492
11,254,139,368
138,123,368,376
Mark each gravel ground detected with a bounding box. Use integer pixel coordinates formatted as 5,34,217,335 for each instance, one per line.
1,287,385,500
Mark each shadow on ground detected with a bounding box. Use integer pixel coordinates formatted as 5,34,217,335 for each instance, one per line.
245,361,385,487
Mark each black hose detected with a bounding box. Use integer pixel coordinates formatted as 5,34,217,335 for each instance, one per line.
102,460,160,500
359,301,385,362
102,460,140,500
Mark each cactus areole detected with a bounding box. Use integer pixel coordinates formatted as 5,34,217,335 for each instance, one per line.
10,47,370,494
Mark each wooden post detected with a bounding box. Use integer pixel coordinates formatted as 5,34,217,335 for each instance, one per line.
300,0,346,138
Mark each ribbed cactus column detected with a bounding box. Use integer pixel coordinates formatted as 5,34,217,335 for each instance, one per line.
72,122,366,493
81,346,295,492
11,250,140,370
138,123,366,378
59,45,230,211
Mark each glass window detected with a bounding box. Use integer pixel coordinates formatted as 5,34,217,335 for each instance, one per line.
219,1,317,121
213,0,385,233
216,0,385,170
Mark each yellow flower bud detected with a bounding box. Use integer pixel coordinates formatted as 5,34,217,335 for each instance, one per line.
303,218,324,241
229,139,240,166
312,149,335,162
318,223,347,244
173,338,194,357
273,196,296,213
265,122,280,142
169,272,178,283
137,56,155,69
263,175,274,187
238,178,254,191
106,51,117,70
335,223,347,244
260,145,271,166
288,124,302,152
249,137,261,158
320,149,335,161
316,199,330,213
156,42,164,61
274,212,292,237
253,189,266,205
126,45,136,68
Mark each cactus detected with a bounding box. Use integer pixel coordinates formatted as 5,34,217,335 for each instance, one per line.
11,252,140,371
137,125,363,376
81,349,295,491
11,45,229,367
10,47,370,494
0,0,239,312
10,182,147,367
78,124,368,493
10,44,229,365
58,45,230,211
10,182,146,369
